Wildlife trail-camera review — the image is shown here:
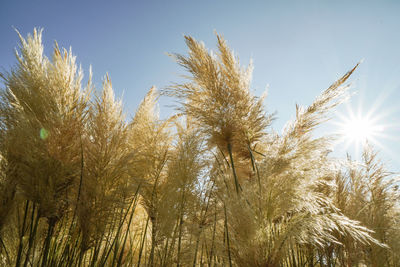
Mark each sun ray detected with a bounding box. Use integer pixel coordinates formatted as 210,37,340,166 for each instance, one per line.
332,101,388,159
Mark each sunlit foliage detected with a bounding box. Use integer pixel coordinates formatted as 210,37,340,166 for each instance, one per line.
0,29,399,266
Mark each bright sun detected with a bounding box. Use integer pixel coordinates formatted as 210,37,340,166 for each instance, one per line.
334,107,386,155
341,116,382,144
331,90,397,161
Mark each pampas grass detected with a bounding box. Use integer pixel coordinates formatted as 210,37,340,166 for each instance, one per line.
0,29,399,266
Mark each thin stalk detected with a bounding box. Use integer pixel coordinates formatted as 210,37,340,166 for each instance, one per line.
15,200,30,267
116,187,141,267
137,216,150,267
162,211,181,267
193,178,215,267
0,236,11,265
208,203,217,267
111,217,122,266
77,251,83,267
98,211,120,264
51,218,69,264
165,221,179,266
149,215,157,267
148,153,168,267
76,133,85,203
177,188,186,267
90,241,101,267
223,203,232,267
214,149,230,195
192,227,201,267
41,218,56,267
200,240,205,266
248,145,263,224
160,234,170,267
60,134,85,264
23,204,39,267
227,143,240,195
102,200,135,266
67,232,81,267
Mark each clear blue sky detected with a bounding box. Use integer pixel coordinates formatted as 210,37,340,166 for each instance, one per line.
1,0,400,172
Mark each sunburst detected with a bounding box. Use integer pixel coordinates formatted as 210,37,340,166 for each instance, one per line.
332,103,388,157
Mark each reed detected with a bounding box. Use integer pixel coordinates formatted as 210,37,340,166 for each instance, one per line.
0,28,398,266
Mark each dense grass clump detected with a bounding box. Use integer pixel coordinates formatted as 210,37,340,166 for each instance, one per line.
0,29,399,266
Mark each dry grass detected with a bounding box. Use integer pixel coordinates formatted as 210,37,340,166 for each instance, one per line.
0,29,399,266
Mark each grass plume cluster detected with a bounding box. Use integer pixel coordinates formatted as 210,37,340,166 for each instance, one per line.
0,29,399,266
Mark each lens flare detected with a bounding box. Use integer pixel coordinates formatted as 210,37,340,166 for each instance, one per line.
40,128,49,140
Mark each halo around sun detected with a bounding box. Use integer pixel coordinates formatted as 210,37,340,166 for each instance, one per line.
339,114,383,145
332,104,387,157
